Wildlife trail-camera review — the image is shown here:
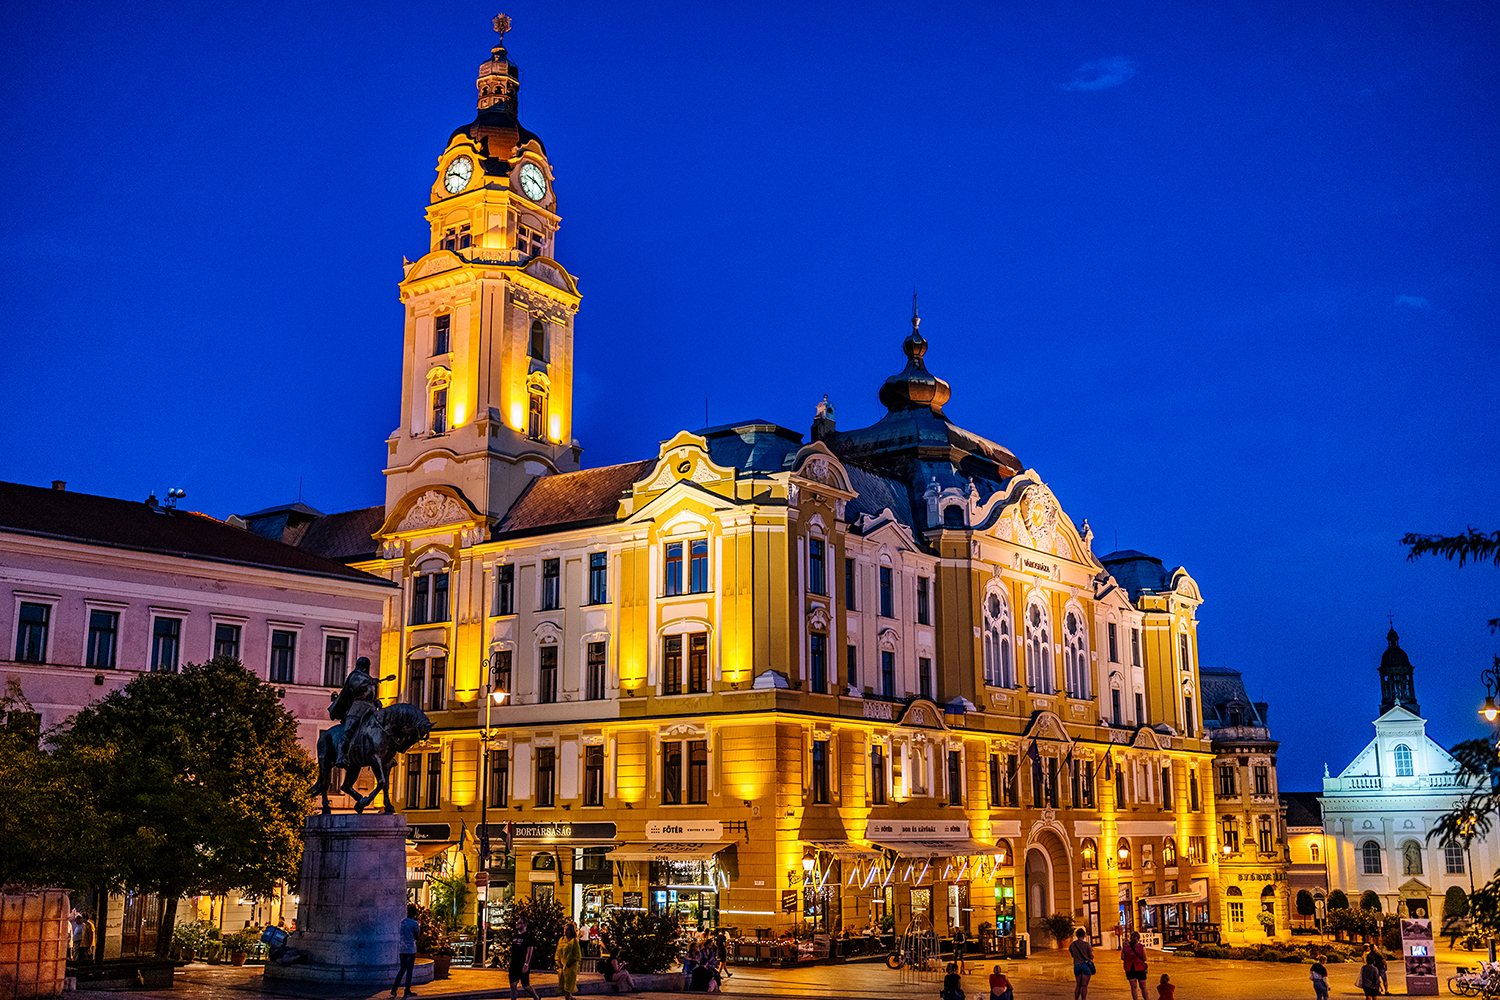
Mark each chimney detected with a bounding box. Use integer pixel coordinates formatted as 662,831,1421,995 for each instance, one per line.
1254,701,1269,726
51,481,66,491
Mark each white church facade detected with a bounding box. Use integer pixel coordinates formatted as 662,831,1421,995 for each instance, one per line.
1320,628,1496,918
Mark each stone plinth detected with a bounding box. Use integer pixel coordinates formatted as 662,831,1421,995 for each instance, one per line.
265,813,432,986
0,889,69,999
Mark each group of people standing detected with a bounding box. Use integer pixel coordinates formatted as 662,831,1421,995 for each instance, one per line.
1069,929,1173,1000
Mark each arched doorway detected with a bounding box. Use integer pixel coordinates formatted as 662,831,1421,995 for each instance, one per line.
1025,848,1050,937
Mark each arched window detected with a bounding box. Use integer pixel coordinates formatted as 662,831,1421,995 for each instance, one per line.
1063,610,1089,698
527,388,546,441
1117,838,1132,871
944,505,964,527
1394,744,1414,777
1161,837,1177,867
1445,841,1465,875
1025,600,1053,694
1080,837,1097,871
528,317,547,360
1261,884,1276,914
1310,842,1320,863
994,839,1013,867
983,592,1014,688
1362,840,1383,875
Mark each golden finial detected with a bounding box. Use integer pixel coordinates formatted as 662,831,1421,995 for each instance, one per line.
492,13,512,42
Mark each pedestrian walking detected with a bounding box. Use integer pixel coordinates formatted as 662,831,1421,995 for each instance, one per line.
1356,954,1382,999
989,965,1014,1000
1121,931,1149,1000
1309,961,1330,1000
940,961,966,1000
555,921,581,1000
509,916,541,1000
953,925,968,974
1156,973,1174,1000
1369,951,1389,994
1069,928,1096,1000
390,904,419,998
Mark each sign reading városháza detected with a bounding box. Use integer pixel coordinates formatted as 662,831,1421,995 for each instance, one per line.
511,821,617,841
865,819,969,839
646,820,722,841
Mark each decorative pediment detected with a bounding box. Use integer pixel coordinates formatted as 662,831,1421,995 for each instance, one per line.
521,256,578,295
410,251,462,280
1022,710,1073,746
1131,727,1164,751
896,700,948,731
877,627,901,652
660,721,707,738
621,431,741,517
788,443,856,500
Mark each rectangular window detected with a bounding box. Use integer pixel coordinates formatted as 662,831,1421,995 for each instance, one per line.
428,656,446,711
1183,696,1194,736
808,538,825,595
1131,627,1141,666
408,660,426,708
1070,758,1082,808
1189,771,1200,811
662,741,682,805
269,629,297,683
1253,765,1270,795
989,755,1002,807
879,567,894,617
687,632,708,693
664,542,684,596
881,650,895,698
1112,689,1122,726
1258,817,1273,854
406,753,422,809
214,622,241,660
491,649,512,695
323,636,349,687
87,610,119,668
584,745,604,807
1030,757,1044,806
1108,622,1118,663
539,646,557,703
16,603,50,663
433,572,450,622
431,387,448,435
846,645,857,689
1005,754,1019,807
1162,766,1174,810
541,559,560,610
1179,632,1191,672
871,745,887,804
1046,757,1058,808
918,656,932,701
812,740,830,804
1082,757,1095,808
687,741,707,805
1229,900,1244,924
527,391,545,441
844,558,856,610
1115,768,1125,806
151,616,181,672
810,634,827,693
411,575,429,625
426,752,442,809
1222,817,1239,853
433,313,450,355
496,564,515,616
1189,835,1206,863
585,641,606,701
1218,765,1236,797
664,635,683,695
917,576,931,625
489,748,509,807
1135,692,1145,725
536,747,555,807
588,552,608,604
947,750,962,806
689,538,709,593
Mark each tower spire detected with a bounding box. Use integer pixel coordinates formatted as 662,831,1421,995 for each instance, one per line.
477,14,520,113
1378,625,1420,716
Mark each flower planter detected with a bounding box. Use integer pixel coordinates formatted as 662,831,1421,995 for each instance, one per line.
230,951,247,967
433,955,452,979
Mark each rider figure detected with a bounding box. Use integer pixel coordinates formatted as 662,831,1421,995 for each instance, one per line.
330,656,381,770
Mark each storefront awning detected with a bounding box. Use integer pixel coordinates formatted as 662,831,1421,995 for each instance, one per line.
1143,879,1209,906
410,842,451,859
606,841,733,862
870,838,1003,859
805,840,884,860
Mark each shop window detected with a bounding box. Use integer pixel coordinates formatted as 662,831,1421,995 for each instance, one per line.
584,745,604,807
536,747,555,807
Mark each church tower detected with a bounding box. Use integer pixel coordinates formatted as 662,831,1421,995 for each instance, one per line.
384,15,581,521
1378,626,1420,715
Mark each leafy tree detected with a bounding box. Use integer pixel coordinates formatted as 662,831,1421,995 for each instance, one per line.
1360,890,1382,911
54,657,314,957
494,895,565,971
1328,890,1349,910
1296,890,1316,917
425,861,471,934
1401,528,1500,631
603,909,682,974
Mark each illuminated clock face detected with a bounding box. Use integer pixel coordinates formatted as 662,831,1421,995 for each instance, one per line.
518,162,547,200
443,156,473,194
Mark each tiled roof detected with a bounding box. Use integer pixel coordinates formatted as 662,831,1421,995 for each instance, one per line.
495,460,656,537
1280,791,1323,828
0,481,392,587
293,505,386,563
844,463,920,529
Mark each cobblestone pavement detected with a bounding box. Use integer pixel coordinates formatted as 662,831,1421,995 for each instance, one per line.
74,943,1491,1000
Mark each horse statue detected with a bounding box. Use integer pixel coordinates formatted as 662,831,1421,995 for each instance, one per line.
312,702,433,814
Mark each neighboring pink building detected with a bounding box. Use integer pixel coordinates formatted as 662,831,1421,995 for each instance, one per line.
0,479,394,958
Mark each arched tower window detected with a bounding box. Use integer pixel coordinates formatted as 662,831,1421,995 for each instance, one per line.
431,387,448,436
529,317,547,360
1025,599,1054,694
527,388,546,441
1394,744,1414,777
1362,840,1383,875
1310,842,1320,863
1064,610,1089,698
983,591,1014,688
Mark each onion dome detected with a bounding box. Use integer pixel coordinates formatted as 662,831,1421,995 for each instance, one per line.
450,16,546,156
878,298,952,415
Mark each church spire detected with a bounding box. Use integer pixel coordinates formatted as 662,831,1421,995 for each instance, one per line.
477,13,521,114
1378,625,1420,716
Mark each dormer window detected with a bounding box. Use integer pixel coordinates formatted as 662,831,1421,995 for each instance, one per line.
441,224,471,252
517,223,545,258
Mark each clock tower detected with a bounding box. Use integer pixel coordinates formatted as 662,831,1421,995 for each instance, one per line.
384,16,581,522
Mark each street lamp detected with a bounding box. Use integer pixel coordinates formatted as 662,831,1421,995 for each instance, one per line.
1481,666,1500,722
478,684,508,970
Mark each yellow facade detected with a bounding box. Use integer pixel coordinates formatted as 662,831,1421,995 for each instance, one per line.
342,23,1255,950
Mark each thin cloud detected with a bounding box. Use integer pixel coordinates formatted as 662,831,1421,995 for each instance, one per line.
1060,57,1137,92
1394,295,1432,310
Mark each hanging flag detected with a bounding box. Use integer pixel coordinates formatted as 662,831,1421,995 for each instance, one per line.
1026,739,1042,767
1104,750,1114,781
1063,742,1075,766
458,820,468,852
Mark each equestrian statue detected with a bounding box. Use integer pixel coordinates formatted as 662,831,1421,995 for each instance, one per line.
312,656,433,814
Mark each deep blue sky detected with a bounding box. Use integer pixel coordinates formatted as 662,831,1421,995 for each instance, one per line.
3,1,1496,789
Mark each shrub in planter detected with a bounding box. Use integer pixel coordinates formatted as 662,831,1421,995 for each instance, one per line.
172,920,213,961
1043,912,1075,948
1328,890,1349,911
603,909,682,974
412,904,446,956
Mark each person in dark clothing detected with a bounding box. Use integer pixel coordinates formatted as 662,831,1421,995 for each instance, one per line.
391,904,419,997
509,917,540,1000
941,961,966,1000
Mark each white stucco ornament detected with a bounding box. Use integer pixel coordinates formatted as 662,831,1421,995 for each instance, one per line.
399,491,468,531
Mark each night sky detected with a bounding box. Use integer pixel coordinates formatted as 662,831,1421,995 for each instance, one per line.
4,1,1496,790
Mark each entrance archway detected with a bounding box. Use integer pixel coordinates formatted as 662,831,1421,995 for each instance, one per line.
1025,849,1050,937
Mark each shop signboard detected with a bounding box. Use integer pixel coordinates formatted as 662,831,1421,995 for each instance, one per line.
511,822,617,841
864,819,969,840
1401,918,1438,995
408,823,451,842
646,820,722,841
782,890,798,913
623,891,644,911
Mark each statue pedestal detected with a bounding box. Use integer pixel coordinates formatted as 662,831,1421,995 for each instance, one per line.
264,813,432,986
